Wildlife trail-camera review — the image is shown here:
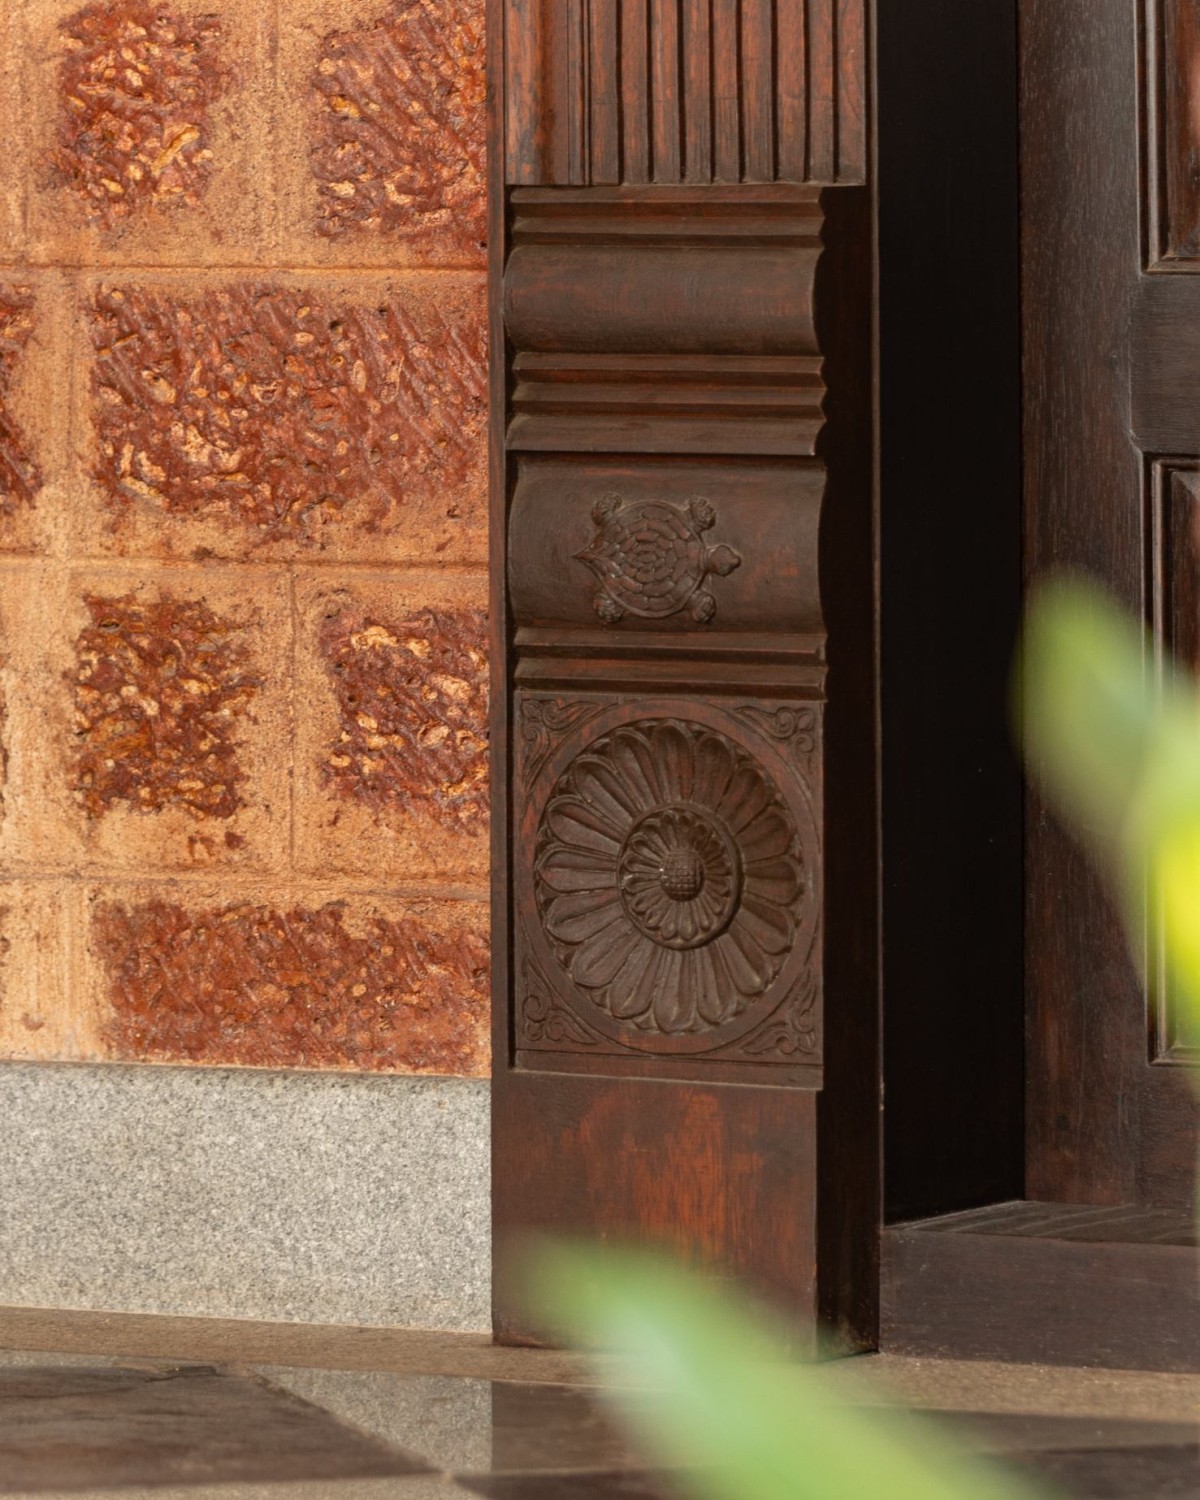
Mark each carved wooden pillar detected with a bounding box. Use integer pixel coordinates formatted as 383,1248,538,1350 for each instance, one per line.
489,1,877,1351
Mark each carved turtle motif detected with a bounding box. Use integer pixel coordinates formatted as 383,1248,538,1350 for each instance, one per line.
575,494,742,624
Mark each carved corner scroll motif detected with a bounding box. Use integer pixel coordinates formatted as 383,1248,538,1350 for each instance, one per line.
576,495,742,624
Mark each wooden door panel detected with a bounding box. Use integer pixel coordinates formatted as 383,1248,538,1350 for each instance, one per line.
490,2,878,1344
1023,0,1200,1210
1149,0,1200,264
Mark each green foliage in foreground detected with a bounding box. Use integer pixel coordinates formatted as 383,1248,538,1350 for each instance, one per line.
1020,577,1200,1026
532,1242,1049,1500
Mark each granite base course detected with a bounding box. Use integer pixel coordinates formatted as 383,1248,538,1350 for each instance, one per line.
0,1063,490,1330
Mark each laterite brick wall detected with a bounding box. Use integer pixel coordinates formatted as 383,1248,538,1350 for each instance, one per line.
0,0,490,1078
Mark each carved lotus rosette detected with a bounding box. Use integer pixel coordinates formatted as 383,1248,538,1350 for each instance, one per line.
533,718,809,1041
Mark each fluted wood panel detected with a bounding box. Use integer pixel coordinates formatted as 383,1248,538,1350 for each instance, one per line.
505,0,867,186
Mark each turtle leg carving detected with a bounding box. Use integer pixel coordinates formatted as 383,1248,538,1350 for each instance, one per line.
596,593,625,623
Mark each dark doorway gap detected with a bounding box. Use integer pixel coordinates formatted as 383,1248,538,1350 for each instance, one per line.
876,0,1026,1223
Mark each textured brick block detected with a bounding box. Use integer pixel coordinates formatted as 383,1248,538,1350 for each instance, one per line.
80,275,488,562
19,0,274,266
0,672,8,824
70,590,263,821
0,564,291,876
278,0,485,268
295,570,489,887
0,882,95,1062
319,602,489,827
87,884,490,1074
311,0,485,258
53,0,224,227
0,0,497,1082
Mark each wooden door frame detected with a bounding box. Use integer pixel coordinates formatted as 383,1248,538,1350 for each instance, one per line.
485,1,881,1349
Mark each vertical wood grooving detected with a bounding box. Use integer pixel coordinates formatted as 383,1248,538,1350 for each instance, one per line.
507,0,862,183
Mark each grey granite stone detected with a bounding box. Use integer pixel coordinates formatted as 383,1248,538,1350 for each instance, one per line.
0,1064,490,1331
260,1370,494,1471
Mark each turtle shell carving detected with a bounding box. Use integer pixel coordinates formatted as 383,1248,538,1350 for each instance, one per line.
575,495,742,624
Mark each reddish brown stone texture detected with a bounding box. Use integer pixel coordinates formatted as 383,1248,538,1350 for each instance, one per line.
70,591,262,821
89,281,488,547
319,604,488,832
294,571,489,887
310,0,485,260
54,0,225,227
0,290,43,519
93,895,490,1073
0,678,8,825
0,0,493,1079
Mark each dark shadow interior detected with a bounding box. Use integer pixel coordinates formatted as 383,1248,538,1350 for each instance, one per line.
877,0,1026,1224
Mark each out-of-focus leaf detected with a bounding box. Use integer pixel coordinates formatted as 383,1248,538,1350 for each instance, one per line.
1019,580,1158,849
1019,577,1200,1030
530,1242,1049,1500
1154,818,1200,1023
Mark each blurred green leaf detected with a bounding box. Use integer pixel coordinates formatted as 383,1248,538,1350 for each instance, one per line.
1154,819,1200,1023
531,1242,1049,1500
1019,579,1158,849
1019,577,1200,1026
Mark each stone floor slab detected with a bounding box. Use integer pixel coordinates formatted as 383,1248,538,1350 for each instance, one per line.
0,1364,430,1494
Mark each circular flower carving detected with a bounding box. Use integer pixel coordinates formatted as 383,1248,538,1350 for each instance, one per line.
619,806,742,948
534,720,805,1036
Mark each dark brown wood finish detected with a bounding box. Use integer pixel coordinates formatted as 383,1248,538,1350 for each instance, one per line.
1151,0,1200,263
882,1204,1200,1372
490,3,878,1347
1022,0,1200,1209
504,0,866,188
